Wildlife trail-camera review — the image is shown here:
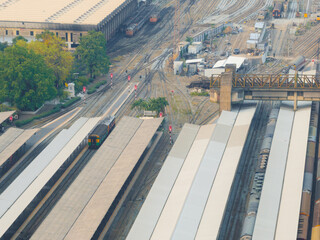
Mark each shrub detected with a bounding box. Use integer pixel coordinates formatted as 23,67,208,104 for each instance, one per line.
190,91,209,96
87,80,107,94
15,105,61,127
61,97,81,108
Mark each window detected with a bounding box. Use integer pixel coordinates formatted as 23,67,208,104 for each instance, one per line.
5,30,8,35
16,30,19,36
70,33,73,42
30,31,34,36
65,32,68,42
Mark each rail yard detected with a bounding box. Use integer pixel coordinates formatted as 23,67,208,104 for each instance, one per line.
2,0,320,239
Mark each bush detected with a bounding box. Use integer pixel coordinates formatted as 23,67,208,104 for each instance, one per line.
87,80,107,94
190,91,209,96
61,97,81,108
15,105,61,127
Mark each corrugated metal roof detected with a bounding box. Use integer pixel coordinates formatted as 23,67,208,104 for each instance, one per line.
172,110,238,240
0,118,99,238
275,102,311,240
0,129,39,166
0,111,15,125
31,116,143,240
0,118,87,218
252,102,295,240
195,105,257,239
64,118,163,239
126,124,200,240
0,0,129,25
0,128,24,153
150,124,216,239
0,118,88,237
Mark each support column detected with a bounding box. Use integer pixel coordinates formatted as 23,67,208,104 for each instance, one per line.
294,91,297,111
219,71,233,112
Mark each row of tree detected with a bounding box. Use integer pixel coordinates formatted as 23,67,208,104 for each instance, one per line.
0,31,109,111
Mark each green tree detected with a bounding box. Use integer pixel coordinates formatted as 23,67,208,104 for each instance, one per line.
12,36,28,45
131,97,168,114
0,44,57,110
28,31,73,89
75,31,110,78
0,42,8,51
186,36,193,44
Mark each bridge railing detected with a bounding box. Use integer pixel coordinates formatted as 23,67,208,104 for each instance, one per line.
210,74,320,89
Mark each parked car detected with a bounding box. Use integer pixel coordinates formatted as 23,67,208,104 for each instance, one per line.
233,48,240,54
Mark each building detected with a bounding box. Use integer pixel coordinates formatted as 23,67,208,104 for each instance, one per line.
0,0,137,47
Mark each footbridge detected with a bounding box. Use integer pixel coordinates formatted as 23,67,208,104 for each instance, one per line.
210,65,320,111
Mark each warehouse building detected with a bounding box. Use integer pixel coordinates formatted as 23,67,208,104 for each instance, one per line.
0,0,137,47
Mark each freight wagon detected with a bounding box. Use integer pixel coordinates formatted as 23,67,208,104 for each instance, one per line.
88,116,115,149
273,3,283,18
125,4,153,37
150,12,159,23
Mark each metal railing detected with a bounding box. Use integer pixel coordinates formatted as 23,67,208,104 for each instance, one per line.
210,74,320,89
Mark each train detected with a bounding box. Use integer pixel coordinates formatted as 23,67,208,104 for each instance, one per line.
273,2,283,18
240,103,280,240
297,103,319,240
88,116,115,149
125,4,153,37
150,12,159,23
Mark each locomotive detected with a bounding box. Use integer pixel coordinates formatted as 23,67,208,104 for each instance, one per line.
88,115,115,149
273,2,283,18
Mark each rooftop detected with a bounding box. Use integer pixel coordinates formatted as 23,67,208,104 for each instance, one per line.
0,0,128,25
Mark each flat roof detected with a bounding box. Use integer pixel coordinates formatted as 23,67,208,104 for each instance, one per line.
0,128,24,153
151,124,216,239
172,110,238,239
275,102,311,240
126,124,200,240
196,105,257,239
252,102,295,240
0,117,99,238
250,33,260,40
0,0,128,25
255,22,265,29
65,118,163,239
0,129,39,166
0,118,88,237
213,56,247,70
0,111,15,125
31,116,143,240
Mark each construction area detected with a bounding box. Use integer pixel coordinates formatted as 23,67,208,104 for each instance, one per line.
2,0,320,239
